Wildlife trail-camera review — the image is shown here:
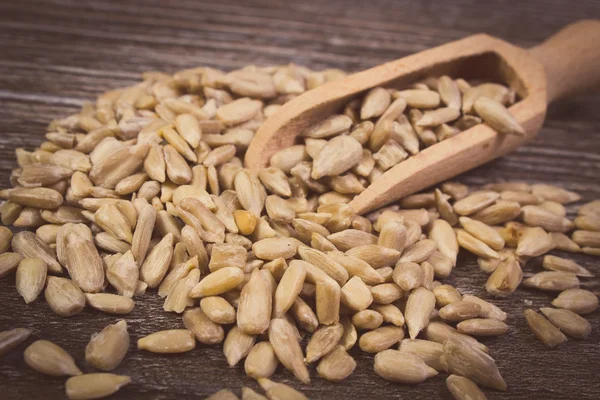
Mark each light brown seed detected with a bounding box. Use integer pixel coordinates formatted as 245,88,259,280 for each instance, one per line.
399,239,437,263
15,258,47,304
200,296,236,324
316,278,341,325
209,243,246,272
485,255,522,297
163,268,200,313
472,200,521,225
462,295,507,321
531,184,580,204
258,378,307,400
0,226,13,254
473,97,524,135
9,187,63,209
423,321,488,353
0,328,32,357
190,267,245,298
398,339,444,371
312,135,363,179
0,252,23,278
24,340,81,376
572,230,600,247
326,251,384,285
352,309,383,330
456,318,508,336
138,329,195,353
361,87,391,119
64,231,105,293
216,97,263,126
183,307,224,344
392,262,423,291
540,307,591,339
252,237,299,260
45,276,86,317
316,345,356,382
552,288,598,314
394,90,440,109
85,293,134,314
11,231,61,273
327,229,378,252
405,287,436,339
523,309,568,348
439,301,482,322
339,315,358,350
457,229,499,259
542,255,592,277
65,373,131,400
244,341,279,380
374,349,438,384
453,191,499,216
523,271,580,292
234,170,266,217
269,318,310,384
341,276,373,311
237,269,272,334
290,297,319,333
306,323,344,363
359,326,405,353
298,247,348,286
433,284,462,308
106,251,138,298
370,283,404,305
140,233,174,288
521,205,573,232
85,320,129,371
345,245,400,269
223,325,256,367
442,338,506,390
459,216,505,250
446,374,487,400
273,261,306,318
429,219,459,265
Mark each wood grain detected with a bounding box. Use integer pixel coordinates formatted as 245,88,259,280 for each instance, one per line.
0,0,599,399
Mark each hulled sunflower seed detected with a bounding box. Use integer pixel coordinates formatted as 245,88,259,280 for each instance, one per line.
312,135,363,179
65,231,105,293
190,267,245,298
473,97,524,135
200,296,236,324
316,345,356,382
359,326,405,353
206,389,239,400
140,233,174,288
429,219,458,264
523,309,567,348
456,318,508,336
423,321,488,353
461,295,507,321
439,301,482,322
245,341,279,380
85,293,135,314
551,288,598,314
291,297,319,333
326,251,384,285
522,271,579,291
540,307,591,339
456,229,499,259
453,191,499,216
223,325,256,367
398,339,444,371
485,255,522,297
163,268,200,313
340,275,373,311
374,349,438,384
183,307,224,344
273,261,306,318
85,320,129,371
306,322,344,363
572,230,600,247
269,318,310,384
11,231,62,273
0,328,32,357
392,262,424,291
442,338,506,390
531,184,580,204
24,340,82,376
315,278,341,325
404,286,436,339
258,378,307,400
45,276,86,317
65,373,131,400
237,269,272,335
0,252,23,278
138,329,195,353
15,258,47,304
446,374,487,400
433,284,461,308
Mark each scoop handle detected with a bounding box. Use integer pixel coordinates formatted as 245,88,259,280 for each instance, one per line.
529,20,600,103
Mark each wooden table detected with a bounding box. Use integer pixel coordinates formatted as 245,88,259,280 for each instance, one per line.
1,0,599,398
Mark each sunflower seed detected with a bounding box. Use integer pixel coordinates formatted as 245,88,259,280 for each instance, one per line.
462,295,507,321
15,258,47,304
258,378,307,400
316,278,341,325
453,191,499,216
85,293,134,314
85,320,129,371
0,328,32,357
45,276,85,317
341,276,373,311
206,389,240,400
138,329,195,353
306,323,344,363
273,261,306,318
439,301,482,322
456,318,508,337
472,200,521,225
24,340,81,376
190,267,245,298
523,309,568,348
446,374,487,400
374,349,438,384
572,230,600,247
223,325,256,367
442,338,506,390
183,307,224,344
140,233,174,288
552,288,598,314
523,271,579,291
65,373,131,400
423,321,488,353
531,184,580,204
473,97,524,135
359,326,405,353
11,231,62,273
269,318,310,383
0,252,23,278
456,229,499,259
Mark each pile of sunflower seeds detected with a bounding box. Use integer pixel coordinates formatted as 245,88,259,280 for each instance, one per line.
0,63,599,400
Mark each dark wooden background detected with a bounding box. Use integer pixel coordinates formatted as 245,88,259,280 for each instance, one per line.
1,0,599,398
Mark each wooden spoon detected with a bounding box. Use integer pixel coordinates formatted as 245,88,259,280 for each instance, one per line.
245,20,600,214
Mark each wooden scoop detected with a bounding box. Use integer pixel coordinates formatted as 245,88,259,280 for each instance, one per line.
245,20,600,214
